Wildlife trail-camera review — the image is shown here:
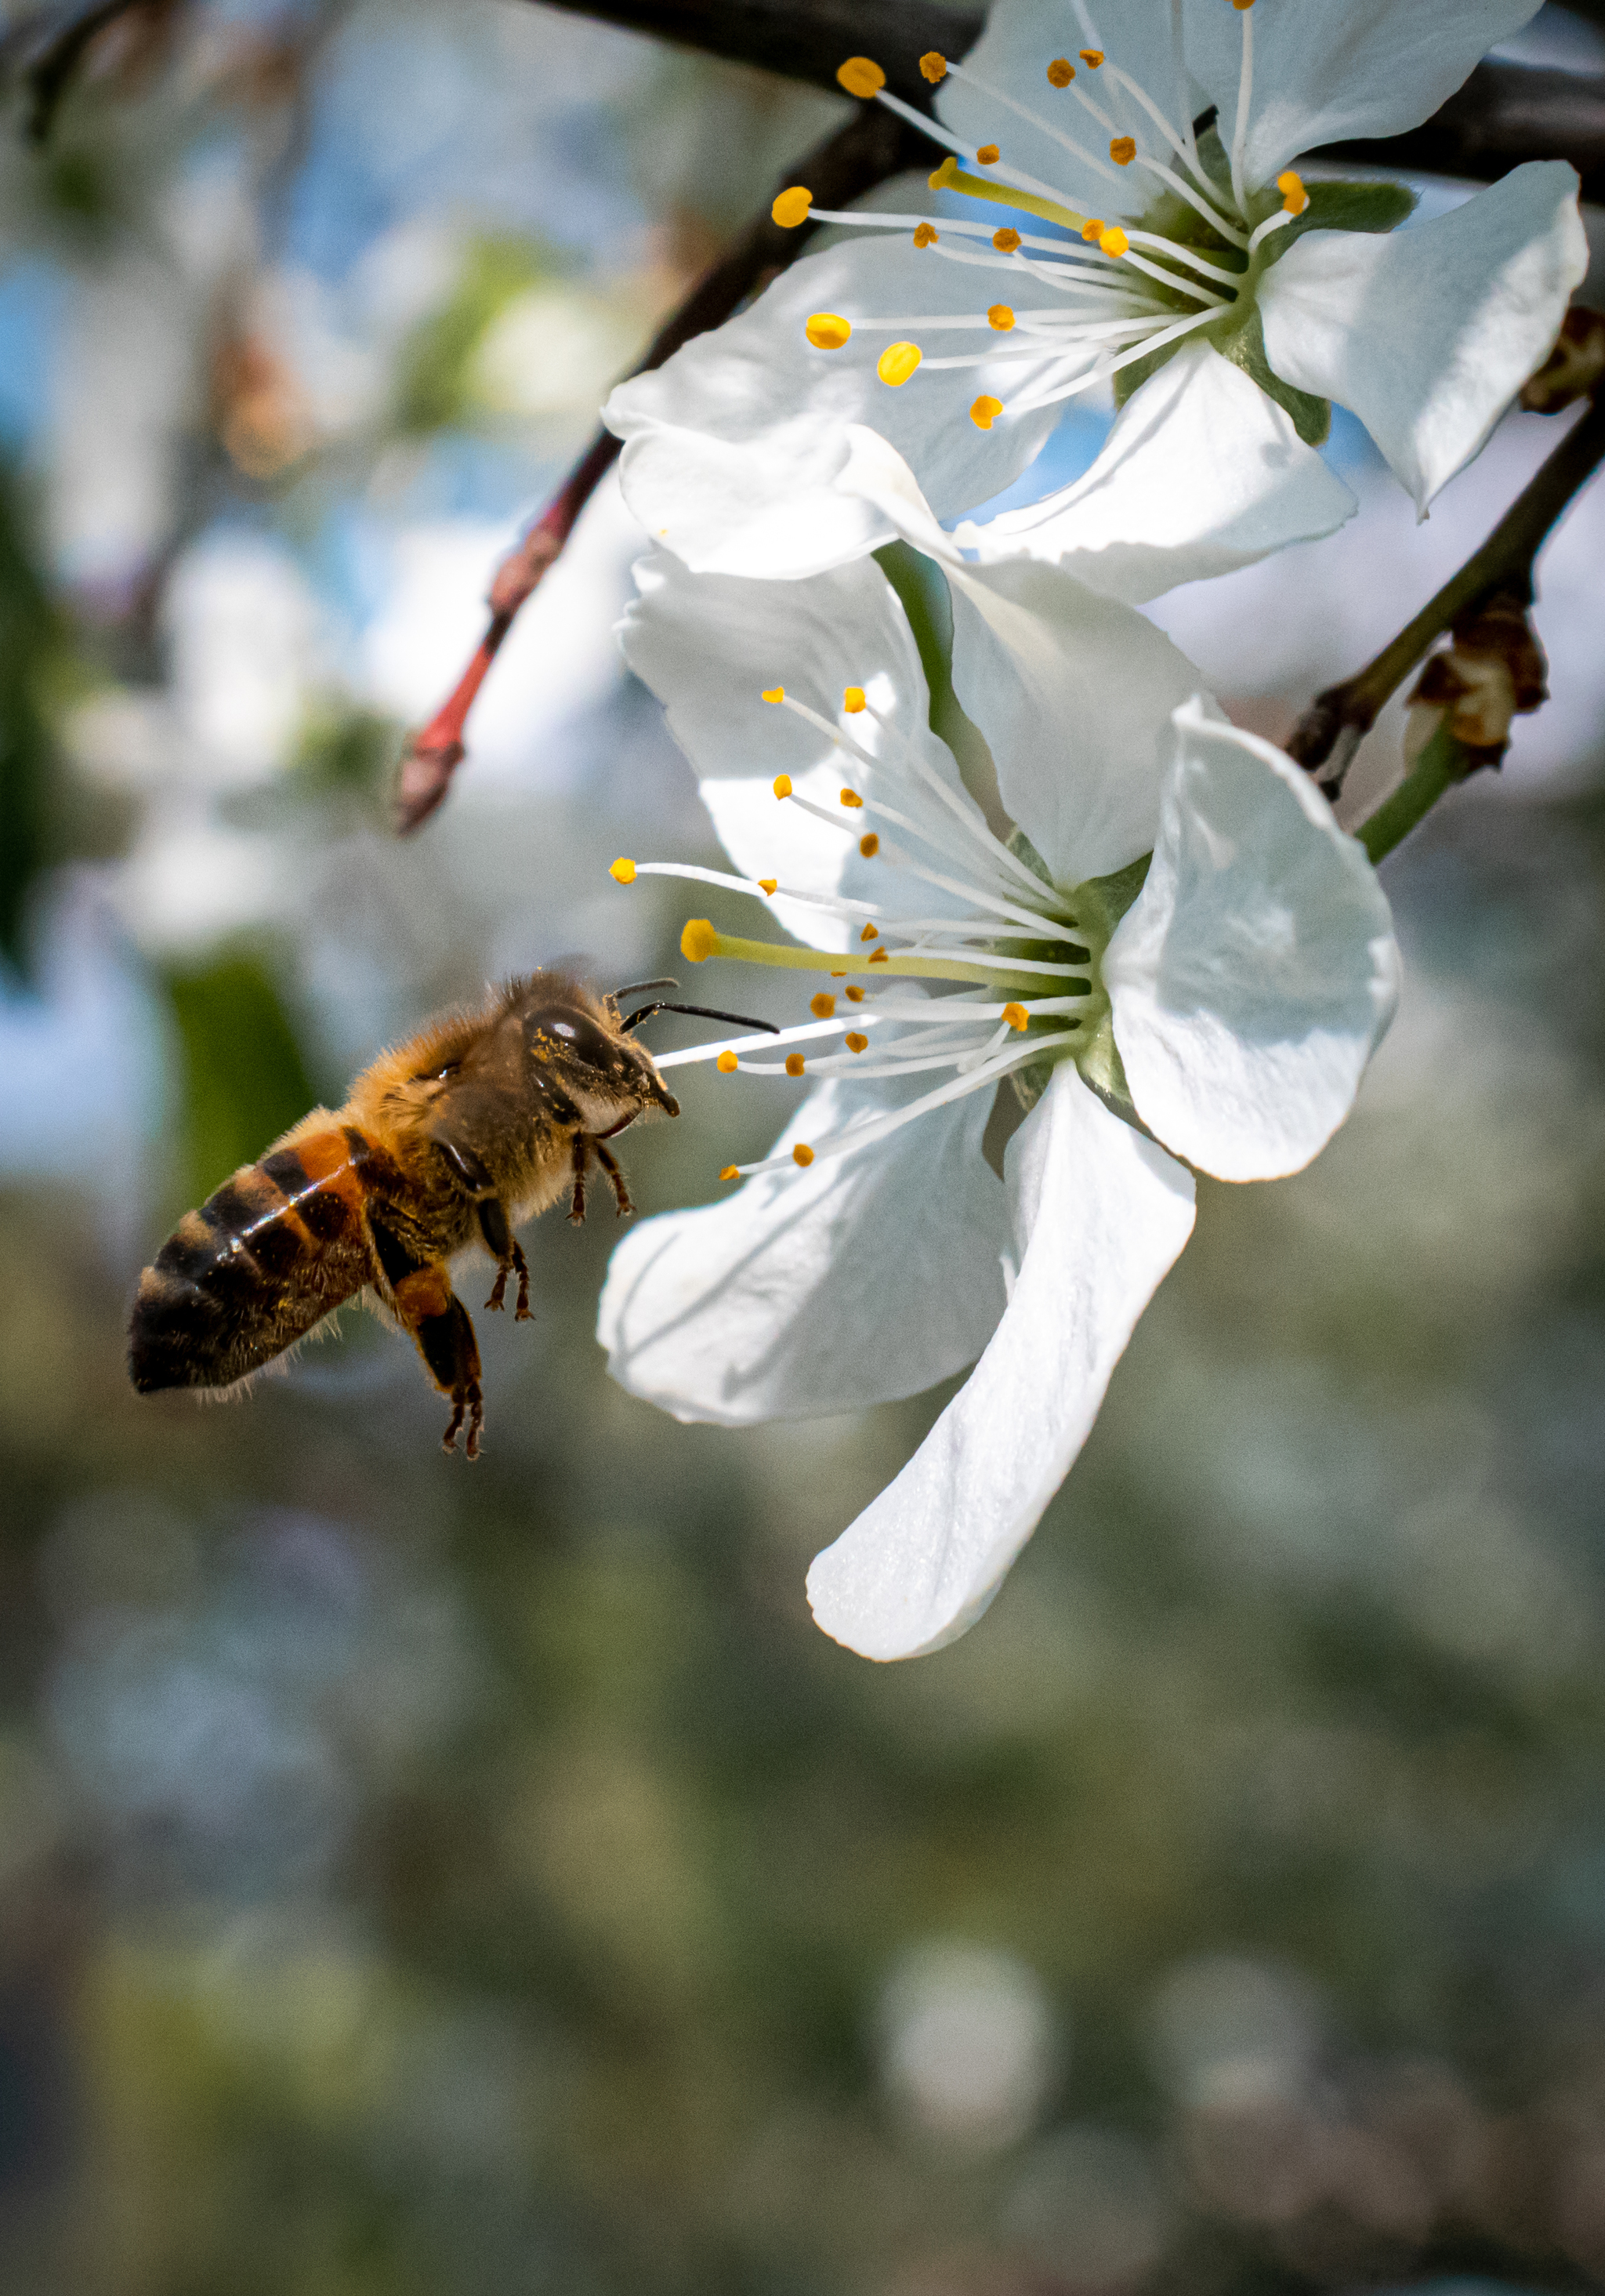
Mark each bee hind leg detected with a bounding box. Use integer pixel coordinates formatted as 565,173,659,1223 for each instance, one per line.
372,1215,486,1460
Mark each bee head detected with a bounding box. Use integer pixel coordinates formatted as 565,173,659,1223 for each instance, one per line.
513,978,680,1125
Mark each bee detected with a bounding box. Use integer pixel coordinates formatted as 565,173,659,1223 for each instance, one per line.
128,970,774,1456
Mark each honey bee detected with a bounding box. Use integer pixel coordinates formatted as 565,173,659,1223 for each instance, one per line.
128,970,774,1456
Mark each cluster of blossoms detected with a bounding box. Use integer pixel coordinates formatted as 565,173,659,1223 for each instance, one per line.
594,0,1585,1659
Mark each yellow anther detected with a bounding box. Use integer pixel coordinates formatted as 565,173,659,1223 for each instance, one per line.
970,394,1003,430
929,155,958,191
1231,1,1255,10
784,1052,806,1078
858,832,879,858
1081,216,1105,241
792,1144,815,1167
773,773,793,797
763,687,784,705
1100,226,1130,257
1080,47,1103,66
772,186,812,228
843,685,867,713
992,227,1021,252
830,970,846,978
837,56,886,96
1110,136,1136,165
759,878,778,894
810,993,836,1019
806,312,852,350
877,341,922,386
716,1050,739,1073
919,50,947,82
976,143,1000,165
1045,56,1075,88
868,948,889,964
846,1032,869,1053
1002,1001,1030,1031
845,985,865,1003
719,1165,739,1181
681,918,717,963
839,787,864,808
609,857,636,884
1277,169,1310,216
987,304,1015,332
860,922,879,942
912,221,940,248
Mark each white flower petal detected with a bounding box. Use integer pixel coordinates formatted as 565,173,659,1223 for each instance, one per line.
937,0,1197,225
806,1062,1195,1659
605,234,1062,578
599,1067,1009,1426
955,343,1356,600
1106,698,1400,1183
1259,162,1586,513
620,546,981,950
834,429,1208,887
1188,0,1545,193
946,560,1205,888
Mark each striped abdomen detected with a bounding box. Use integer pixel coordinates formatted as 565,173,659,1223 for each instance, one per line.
129,1123,381,1393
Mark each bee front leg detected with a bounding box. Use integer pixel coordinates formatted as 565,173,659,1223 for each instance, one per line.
592,1140,634,1218
568,1134,589,1226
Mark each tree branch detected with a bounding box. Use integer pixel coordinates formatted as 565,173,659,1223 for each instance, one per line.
1286,383,1605,791
393,98,922,831
534,0,1605,192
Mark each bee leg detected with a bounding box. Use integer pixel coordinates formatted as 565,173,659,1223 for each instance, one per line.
371,1214,485,1459
592,1140,634,1218
568,1134,589,1226
510,1240,531,1320
476,1196,517,1312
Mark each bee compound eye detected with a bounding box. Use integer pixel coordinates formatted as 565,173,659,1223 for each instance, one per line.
552,1022,578,1040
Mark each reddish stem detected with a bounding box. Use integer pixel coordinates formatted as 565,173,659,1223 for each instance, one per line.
393,430,619,832
393,99,917,833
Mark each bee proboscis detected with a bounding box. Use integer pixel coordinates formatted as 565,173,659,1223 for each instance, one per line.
128,970,773,1456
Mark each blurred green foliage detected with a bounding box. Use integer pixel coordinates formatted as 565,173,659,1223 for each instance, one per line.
0,464,58,974
394,234,550,434
162,953,319,1206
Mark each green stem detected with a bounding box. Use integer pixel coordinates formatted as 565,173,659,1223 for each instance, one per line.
1356,719,1472,864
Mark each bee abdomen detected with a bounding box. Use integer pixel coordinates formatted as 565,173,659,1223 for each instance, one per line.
129,1129,370,1394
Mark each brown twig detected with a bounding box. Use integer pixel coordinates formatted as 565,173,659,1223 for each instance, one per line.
2,0,148,143
1286,375,1605,795
534,0,1605,194
393,98,921,831
532,0,979,108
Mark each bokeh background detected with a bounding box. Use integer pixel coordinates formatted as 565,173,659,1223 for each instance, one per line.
2,2,1605,2290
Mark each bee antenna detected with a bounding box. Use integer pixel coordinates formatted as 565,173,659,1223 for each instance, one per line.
622,1002,781,1036
610,977,680,1003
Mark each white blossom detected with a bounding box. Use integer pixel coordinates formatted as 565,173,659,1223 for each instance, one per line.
597,437,1400,1658
604,0,1585,592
